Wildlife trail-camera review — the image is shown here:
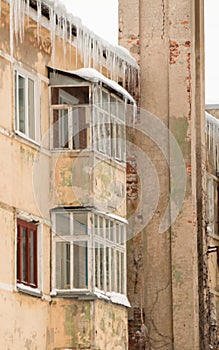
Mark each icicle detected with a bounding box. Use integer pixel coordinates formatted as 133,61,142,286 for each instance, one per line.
49,6,56,66
26,0,30,21
20,0,25,43
62,16,67,61
37,0,41,44
122,62,126,88
13,0,18,41
10,0,14,57
69,21,72,61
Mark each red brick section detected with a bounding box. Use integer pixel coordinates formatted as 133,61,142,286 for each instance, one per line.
128,308,146,350
127,157,139,202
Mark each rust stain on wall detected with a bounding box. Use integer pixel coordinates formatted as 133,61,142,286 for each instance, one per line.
169,41,180,65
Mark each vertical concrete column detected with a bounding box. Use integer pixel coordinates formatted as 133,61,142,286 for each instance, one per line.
167,0,204,348
120,0,205,348
139,0,173,348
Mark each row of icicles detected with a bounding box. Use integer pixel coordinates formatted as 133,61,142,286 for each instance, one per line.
1,0,139,95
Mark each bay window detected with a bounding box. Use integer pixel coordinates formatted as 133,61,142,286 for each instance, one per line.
52,209,126,295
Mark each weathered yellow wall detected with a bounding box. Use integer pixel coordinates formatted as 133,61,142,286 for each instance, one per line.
0,1,129,349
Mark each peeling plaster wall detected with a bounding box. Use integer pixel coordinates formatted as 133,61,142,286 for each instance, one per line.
119,0,206,349
0,1,129,349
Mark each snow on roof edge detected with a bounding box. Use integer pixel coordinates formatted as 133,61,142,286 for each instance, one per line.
42,0,138,69
72,68,135,102
50,67,135,102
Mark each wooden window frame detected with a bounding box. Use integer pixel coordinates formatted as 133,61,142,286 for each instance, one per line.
17,219,38,288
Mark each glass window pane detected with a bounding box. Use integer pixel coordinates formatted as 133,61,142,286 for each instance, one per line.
21,227,27,282
110,95,116,116
110,221,114,242
118,100,125,121
111,122,116,158
111,248,116,291
73,213,87,235
121,252,125,294
116,223,120,243
117,251,121,293
99,216,104,238
29,230,36,285
72,107,87,150
99,243,104,290
18,75,25,133
28,78,35,140
59,109,69,148
56,242,70,289
55,213,70,235
95,242,100,288
53,109,69,148
102,91,109,111
15,72,18,130
105,219,109,240
73,242,87,288
106,247,110,290
94,215,99,236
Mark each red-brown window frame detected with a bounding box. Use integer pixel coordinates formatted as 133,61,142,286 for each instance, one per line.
17,219,38,288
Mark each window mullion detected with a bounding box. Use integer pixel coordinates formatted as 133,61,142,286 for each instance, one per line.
119,251,122,293
69,107,73,150
17,223,21,282
109,245,112,292
103,218,106,292
26,228,30,285
25,77,29,137
34,227,38,287
70,242,74,289
88,212,92,290
113,223,117,292
70,213,74,289
123,226,127,295
15,71,18,131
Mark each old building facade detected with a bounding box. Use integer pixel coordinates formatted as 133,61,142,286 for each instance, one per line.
0,0,139,349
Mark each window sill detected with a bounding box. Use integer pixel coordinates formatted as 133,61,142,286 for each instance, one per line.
14,130,40,148
50,289,130,307
17,283,42,298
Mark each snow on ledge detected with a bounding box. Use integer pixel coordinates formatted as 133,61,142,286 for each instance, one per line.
67,68,135,103
95,288,130,307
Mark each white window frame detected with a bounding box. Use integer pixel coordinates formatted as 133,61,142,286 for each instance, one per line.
206,173,219,238
51,209,126,296
93,85,127,163
50,85,90,150
14,68,40,143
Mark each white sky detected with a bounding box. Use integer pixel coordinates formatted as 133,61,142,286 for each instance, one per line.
62,0,217,104
63,0,118,45
205,0,219,104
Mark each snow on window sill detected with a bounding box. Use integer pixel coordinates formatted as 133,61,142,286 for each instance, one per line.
50,288,130,307
17,283,42,298
95,288,130,307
